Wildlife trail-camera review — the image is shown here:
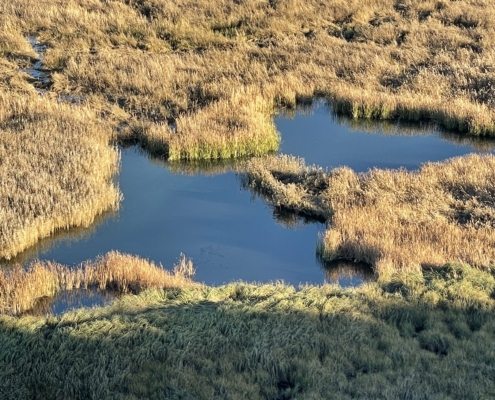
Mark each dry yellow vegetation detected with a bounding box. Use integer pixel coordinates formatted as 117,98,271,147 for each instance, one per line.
0,87,121,260
0,251,196,315
2,0,495,259
245,153,495,279
3,0,495,141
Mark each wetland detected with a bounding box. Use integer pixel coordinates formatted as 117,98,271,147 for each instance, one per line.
3,0,495,397
6,103,495,291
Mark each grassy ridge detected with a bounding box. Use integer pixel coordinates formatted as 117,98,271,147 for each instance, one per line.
1,263,495,399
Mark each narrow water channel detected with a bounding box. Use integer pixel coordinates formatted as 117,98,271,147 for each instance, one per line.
5,103,495,292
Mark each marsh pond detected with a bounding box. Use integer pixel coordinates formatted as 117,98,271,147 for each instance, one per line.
8,101,495,304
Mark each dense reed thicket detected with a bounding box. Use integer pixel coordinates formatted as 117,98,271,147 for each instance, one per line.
0,87,121,260
3,0,495,144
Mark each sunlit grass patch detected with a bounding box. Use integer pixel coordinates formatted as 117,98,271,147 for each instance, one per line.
0,251,197,315
245,153,495,279
0,89,121,260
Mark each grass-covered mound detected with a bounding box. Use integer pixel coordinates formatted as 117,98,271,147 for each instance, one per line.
1,263,495,399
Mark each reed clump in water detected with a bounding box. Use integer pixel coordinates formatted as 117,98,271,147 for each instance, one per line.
245,154,495,279
0,251,197,315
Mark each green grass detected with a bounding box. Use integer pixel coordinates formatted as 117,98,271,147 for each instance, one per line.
1,263,495,399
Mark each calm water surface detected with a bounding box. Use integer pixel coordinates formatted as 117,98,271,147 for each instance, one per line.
7,104,495,290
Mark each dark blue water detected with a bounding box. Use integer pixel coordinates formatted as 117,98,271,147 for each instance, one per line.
6,103,495,290
277,102,495,172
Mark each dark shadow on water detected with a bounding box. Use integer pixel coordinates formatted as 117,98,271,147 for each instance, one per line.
25,288,118,317
236,172,327,228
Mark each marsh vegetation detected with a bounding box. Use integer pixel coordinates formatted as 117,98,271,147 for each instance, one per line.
245,153,495,279
2,0,495,258
2,0,495,397
1,263,495,398
0,251,196,315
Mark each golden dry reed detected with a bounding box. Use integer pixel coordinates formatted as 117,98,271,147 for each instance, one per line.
2,0,495,260
0,87,121,260
245,154,495,279
2,0,495,147
0,251,197,315
2,0,495,257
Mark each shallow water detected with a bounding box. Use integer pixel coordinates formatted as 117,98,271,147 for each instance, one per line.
26,289,116,317
277,102,495,172
20,36,51,87
6,103,495,293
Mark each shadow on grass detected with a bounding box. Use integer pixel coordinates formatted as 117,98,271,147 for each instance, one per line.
1,281,495,399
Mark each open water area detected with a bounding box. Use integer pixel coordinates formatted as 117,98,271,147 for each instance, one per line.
8,44,495,312
7,102,495,302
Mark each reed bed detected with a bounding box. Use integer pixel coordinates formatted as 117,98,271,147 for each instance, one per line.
2,0,495,146
0,251,197,315
2,0,495,256
0,87,121,260
245,154,495,279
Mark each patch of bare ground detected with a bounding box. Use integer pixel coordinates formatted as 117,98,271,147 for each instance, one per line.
245,154,495,279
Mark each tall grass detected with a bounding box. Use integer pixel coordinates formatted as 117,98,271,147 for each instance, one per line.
3,0,495,145
0,88,121,260
0,251,197,315
245,154,495,279
3,0,495,256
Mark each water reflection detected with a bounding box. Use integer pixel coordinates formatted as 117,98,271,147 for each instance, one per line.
320,259,375,287
276,101,495,172
1,210,117,267
26,289,117,317
237,173,326,228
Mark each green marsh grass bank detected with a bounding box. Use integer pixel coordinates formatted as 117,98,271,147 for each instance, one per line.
1,262,495,399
